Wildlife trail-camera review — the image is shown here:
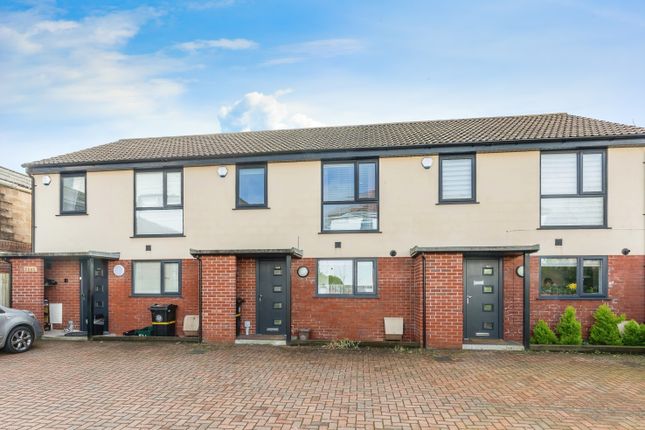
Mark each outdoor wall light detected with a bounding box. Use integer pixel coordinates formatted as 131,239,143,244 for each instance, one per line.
42,175,52,186
421,157,433,169
621,248,631,256
113,264,125,277
217,166,228,177
297,266,309,278
515,265,525,278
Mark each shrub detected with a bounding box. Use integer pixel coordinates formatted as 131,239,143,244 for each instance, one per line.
556,306,583,345
589,304,624,345
531,320,558,344
622,320,645,346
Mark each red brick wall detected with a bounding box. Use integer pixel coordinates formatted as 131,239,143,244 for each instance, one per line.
9,258,44,327
422,253,464,349
44,260,80,330
201,255,237,343
107,259,198,336
237,257,256,335
503,256,524,342
530,255,644,338
291,257,416,342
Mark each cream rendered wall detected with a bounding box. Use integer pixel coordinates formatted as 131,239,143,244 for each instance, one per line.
33,146,644,259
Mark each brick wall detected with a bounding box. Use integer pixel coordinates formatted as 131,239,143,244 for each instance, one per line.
200,255,237,343
422,253,464,349
530,255,644,338
9,258,44,327
107,259,198,336
44,259,80,330
503,255,524,342
291,257,416,342
237,257,256,335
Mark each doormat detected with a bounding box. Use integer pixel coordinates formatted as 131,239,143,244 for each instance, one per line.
64,331,88,337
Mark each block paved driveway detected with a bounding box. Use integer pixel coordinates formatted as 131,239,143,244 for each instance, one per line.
1,341,644,429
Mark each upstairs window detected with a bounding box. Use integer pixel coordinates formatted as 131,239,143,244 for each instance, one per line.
540,150,606,227
539,257,606,298
60,172,86,214
134,169,183,236
322,160,378,232
439,154,476,203
236,164,267,208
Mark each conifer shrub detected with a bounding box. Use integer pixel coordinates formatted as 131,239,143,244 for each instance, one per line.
589,304,624,345
555,306,582,345
621,320,645,346
531,320,558,344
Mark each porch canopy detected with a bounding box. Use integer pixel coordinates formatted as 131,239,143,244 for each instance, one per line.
190,248,303,258
0,251,121,260
410,244,540,350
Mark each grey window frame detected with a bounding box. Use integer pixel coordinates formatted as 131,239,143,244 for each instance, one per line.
59,172,87,215
133,168,184,237
131,260,182,297
538,255,608,299
315,258,378,298
539,149,607,229
235,163,268,209
321,159,379,233
438,154,476,204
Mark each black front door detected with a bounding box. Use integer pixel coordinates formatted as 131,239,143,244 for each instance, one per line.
257,259,287,335
464,259,500,339
81,259,109,334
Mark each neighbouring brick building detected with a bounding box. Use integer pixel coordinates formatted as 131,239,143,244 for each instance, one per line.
1,113,643,349
0,166,32,307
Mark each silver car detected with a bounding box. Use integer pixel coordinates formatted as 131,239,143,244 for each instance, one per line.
0,305,43,353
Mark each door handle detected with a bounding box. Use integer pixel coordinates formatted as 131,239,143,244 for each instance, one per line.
466,295,473,305
259,294,263,302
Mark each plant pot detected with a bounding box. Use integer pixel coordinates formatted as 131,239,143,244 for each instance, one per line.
298,329,311,341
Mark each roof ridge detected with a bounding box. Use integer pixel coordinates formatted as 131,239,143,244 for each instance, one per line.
117,112,573,142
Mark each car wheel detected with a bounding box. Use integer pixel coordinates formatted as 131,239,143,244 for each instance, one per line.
6,326,34,353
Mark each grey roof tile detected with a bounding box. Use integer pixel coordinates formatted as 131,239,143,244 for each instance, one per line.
24,113,645,168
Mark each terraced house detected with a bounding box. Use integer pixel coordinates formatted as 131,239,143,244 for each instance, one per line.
2,113,644,349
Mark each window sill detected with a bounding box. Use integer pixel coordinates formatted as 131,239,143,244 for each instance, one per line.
130,234,186,238
130,294,182,298
538,226,611,230
319,230,382,234
537,296,611,301
57,212,88,216
436,201,479,205
233,206,270,210
315,294,379,299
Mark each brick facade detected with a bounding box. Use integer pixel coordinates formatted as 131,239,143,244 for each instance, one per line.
503,255,524,342
236,257,256,335
8,258,44,327
291,257,415,341
44,259,81,330
107,259,198,336
200,255,237,343
417,253,464,349
530,255,645,338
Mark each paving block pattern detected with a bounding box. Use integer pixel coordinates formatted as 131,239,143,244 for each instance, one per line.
1,341,643,429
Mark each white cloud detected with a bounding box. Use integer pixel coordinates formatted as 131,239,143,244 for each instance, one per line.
175,38,258,52
218,91,322,132
262,38,363,66
0,5,222,170
186,0,238,10
281,38,363,57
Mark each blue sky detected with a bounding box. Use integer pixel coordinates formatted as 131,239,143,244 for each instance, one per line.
1,0,644,172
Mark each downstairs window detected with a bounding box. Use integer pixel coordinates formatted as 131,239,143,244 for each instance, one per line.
539,256,607,298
